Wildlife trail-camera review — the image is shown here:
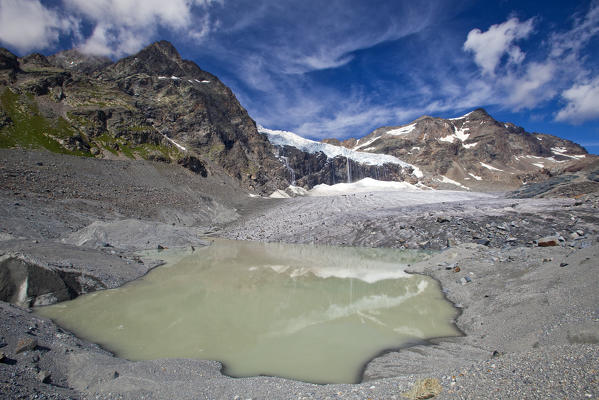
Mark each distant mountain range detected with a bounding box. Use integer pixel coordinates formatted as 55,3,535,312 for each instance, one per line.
320,108,594,191
1,41,597,195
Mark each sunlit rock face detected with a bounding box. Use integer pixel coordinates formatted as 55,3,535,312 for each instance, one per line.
321,108,594,191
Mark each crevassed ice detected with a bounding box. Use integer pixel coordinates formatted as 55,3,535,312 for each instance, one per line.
258,126,422,177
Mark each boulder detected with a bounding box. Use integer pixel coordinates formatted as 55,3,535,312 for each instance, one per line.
15,337,37,354
537,236,560,247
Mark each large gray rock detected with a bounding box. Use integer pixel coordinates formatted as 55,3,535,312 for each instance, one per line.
0,255,104,307
61,219,209,251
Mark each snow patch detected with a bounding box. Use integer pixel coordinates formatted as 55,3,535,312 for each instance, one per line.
162,135,186,151
353,136,380,151
463,142,478,148
552,147,568,154
439,125,470,144
532,163,545,168
259,126,423,178
439,135,456,143
454,126,470,142
448,111,474,120
386,124,416,136
287,185,309,196
480,162,503,172
551,147,586,159
524,155,566,163
269,190,290,198
468,173,482,181
306,178,424,197
439,176,470,190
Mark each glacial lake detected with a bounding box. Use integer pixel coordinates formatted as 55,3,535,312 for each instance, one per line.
36,239,460,384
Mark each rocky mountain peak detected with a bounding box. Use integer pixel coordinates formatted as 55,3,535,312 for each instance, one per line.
467,108,490,119
20,53,51,68
146,40,182,61
47,49,112,74
316,108,595,191
102,41,197,79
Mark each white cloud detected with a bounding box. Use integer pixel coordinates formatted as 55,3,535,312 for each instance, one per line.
501,62,556,109
0,0,73,53
555,76,599,124
64,0,220,57
454,2,599,121
463,17,534,75
64,0,197,30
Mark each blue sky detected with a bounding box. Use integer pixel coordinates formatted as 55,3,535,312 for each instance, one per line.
1,0,598,154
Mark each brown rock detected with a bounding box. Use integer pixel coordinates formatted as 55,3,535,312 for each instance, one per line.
15,337,37,354
402,378,443,399
538,236,560,247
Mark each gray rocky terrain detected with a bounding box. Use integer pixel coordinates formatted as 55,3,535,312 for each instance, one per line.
1,148,598,399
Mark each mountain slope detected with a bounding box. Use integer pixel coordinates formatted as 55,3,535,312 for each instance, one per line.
323,108,594,191
0,41,287,193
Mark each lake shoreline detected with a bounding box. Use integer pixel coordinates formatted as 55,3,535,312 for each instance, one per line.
1,149,598,399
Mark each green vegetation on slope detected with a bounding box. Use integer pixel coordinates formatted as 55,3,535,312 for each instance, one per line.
0,88,90,156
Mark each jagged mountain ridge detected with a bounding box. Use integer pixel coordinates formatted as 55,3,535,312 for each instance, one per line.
321,108,594,191
1,40,596,194
0,41,288,193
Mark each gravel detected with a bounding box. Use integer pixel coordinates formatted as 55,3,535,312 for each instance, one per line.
1,149,598,399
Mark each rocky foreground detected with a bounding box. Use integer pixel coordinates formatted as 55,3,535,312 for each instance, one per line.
1,149,598,399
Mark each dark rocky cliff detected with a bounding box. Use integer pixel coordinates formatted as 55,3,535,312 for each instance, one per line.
0,41,287,194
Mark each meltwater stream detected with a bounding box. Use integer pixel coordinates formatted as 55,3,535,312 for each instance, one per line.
36,240,460,384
